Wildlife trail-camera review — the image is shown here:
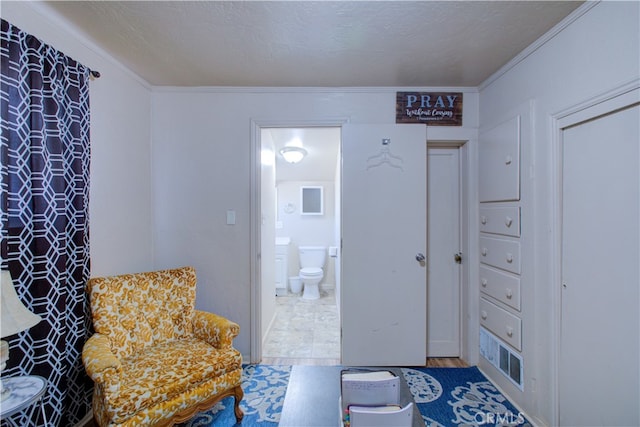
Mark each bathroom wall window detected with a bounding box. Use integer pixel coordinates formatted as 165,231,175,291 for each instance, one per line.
301,186,323,215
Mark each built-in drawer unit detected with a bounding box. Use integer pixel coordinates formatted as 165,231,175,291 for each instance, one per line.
480,297,522,351
480,206,520,237
480,236,521,274
479,115,521,203
480,265,521,311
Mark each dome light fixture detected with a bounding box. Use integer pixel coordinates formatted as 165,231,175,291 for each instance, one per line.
279,146,307,164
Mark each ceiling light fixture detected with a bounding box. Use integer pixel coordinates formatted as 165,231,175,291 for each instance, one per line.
279,146,307,164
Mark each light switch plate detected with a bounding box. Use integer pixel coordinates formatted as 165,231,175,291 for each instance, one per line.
226,210,236,225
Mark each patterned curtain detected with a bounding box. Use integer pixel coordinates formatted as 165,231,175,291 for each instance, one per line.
1,19,92,426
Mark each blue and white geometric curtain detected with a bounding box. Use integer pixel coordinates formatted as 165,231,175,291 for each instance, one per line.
1,19,92,426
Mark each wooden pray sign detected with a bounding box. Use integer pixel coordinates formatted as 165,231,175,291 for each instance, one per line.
396,92,463,126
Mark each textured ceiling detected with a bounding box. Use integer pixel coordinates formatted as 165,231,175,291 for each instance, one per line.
42,1,583,87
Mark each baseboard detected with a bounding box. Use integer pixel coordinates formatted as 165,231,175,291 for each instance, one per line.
262,310,278,347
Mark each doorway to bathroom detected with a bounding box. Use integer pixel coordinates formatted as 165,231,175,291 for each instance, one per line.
259,126,342,365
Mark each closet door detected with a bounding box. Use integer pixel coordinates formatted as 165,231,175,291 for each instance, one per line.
560,102,639,426
427,147,461,357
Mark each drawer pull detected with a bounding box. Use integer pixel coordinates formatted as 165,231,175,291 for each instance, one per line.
506,326,514,337
481,278,488,287
481,311,488,320
481,215,487,225
506,288,513,299
506,253,513,263
482,248,488,256
505,216,513,227
505,155,512,165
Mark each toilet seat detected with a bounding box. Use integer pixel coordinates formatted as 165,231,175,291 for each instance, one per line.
300,267,322,277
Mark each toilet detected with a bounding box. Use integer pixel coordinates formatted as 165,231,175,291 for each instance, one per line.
298,246,326,300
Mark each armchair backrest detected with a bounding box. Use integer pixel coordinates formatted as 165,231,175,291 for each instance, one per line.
87,266,197,359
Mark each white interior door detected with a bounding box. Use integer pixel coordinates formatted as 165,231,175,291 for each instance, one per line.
559,103,639,426
427,147,460,357
341,123,427,366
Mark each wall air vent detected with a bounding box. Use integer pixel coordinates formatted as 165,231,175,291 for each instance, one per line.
480,327,523,390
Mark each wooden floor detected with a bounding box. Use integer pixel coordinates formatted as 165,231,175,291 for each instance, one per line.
425,357,468,367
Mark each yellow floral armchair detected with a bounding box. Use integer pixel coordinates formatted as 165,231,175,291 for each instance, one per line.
82,266,243,426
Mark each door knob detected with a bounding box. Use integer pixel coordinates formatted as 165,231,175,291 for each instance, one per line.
415,253,426,267
454,252,462,264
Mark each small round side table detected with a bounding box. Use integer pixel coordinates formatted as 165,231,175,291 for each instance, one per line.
0,375,47,426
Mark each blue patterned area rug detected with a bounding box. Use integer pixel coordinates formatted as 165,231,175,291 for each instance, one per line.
181,365,530,427
180,364,290,427
401,367,531,427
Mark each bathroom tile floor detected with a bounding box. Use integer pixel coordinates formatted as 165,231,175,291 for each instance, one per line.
262,288,341,365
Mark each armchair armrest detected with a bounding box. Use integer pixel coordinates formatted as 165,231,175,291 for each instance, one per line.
193,310,240,349
82,333,122,396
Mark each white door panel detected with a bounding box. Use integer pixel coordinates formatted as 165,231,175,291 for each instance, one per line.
341,124,427,366
427,148,461,356
560,103,639,426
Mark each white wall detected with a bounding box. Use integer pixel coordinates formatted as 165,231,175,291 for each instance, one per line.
1,2,154,277
260,132,277,338
333,151,342,311
478,2,639,425
151,88,479,358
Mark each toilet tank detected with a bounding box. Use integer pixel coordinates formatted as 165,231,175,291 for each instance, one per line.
298,246,326,268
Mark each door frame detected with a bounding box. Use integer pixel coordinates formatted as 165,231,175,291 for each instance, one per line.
550,79,639,425
427,140,471,360
249,117,349,364
250,120,477,364
426,142,465,357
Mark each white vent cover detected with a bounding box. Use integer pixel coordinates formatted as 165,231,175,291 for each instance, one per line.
480,327,523,390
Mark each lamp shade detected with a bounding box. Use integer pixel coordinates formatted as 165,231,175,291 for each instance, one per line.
280,146,307,164
0,271,41,338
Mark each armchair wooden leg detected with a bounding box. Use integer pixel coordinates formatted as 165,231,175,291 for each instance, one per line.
233,385,244,422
